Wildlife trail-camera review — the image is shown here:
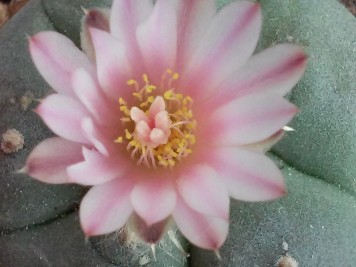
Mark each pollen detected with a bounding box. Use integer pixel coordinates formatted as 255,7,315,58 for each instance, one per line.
115,70,196,169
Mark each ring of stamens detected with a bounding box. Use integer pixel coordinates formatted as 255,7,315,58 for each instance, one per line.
115,70,196,169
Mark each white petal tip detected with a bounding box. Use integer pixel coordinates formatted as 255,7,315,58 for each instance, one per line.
214,250,222,260
81,6,89,15
84,235,90,243
16,166,27,174
283,126,296,132
151,244,157,261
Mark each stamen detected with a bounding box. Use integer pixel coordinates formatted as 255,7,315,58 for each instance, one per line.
114,70,196,169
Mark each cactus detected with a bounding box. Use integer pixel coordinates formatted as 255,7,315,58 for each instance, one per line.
0,0,355,266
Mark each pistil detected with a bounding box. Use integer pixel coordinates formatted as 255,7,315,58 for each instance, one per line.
114,71,196,169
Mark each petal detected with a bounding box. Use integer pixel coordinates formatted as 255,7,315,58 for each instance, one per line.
110,0,153,39
244,130,285,152
110,0,153,74
130,176,177,226
173,196,228,250
81,117,117,156
89,28,130,99
80,176,134,236
129,214,170,244
182,1,261,96
207,93,298,145
23,137,83,184
29,31,93,96
136,0,177,82
208,44,308,107
177,165,229,220
80,8,110,61
208,147,286,201
72,68,117,124
35,94,90,144
67,147,127,186
168,0,216,70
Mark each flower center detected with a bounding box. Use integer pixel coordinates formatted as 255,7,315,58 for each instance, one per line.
115,70,196,169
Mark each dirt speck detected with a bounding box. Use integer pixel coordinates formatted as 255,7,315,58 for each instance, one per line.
1,128,24,154
20,91,35,110
277,255,298,267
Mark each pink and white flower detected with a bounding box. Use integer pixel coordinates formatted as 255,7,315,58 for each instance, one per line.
24,0,307,251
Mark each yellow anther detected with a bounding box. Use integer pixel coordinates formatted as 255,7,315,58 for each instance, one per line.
168,159,175,167
147,96,155,103
164,90,174,100
133,92,142,100
146,85,156,93
140,102,149,108
121,117,131,123
119,98,127,105
172,73,179,80
130,140,139,148
183,96,193,105
143,74,149,83
127,79,137,86
159,160,169,167
170,151,178,157
125,129,132,140
114,136,123,143
175,93,183,100
120,105,130,116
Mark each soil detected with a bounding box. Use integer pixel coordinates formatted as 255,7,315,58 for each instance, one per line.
340,0,356,14
0,0,29,28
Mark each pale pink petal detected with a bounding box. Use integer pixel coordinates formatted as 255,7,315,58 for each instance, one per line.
72,68,117,124
177,165,229,220
136,0,177,82
130,176,176,226
67,147,128,186
110,0,153,39
81,8,110,61
168,0,216,70
182,1,261,96
89,28,130,99
208,148,286,201
80,176,135,236
207,44,307,107
23,137,83,184
244,130,285,152
207,93,298,145
81,118,117,156
110,0,153,73
129,214,170,244
35,94,90,144
173,196,228,250
29,31,93,96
